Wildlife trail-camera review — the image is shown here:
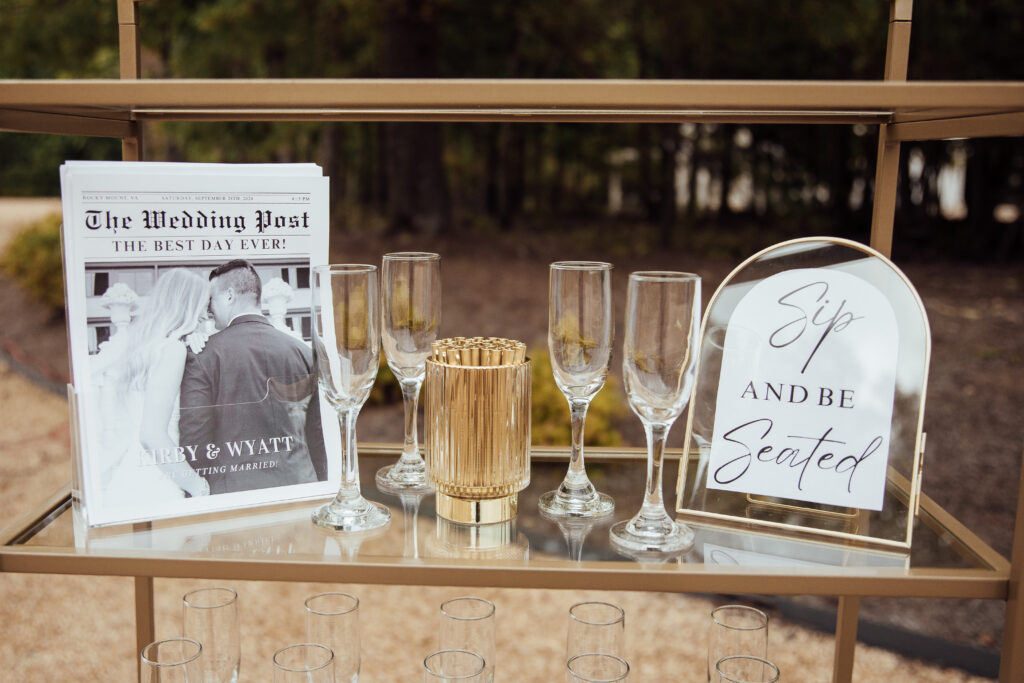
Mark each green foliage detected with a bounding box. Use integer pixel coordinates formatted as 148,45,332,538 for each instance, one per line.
2,0,1022,256
530,348,625,447
367,357,403,405
0,134,120,196
0,0,117,79
0,213,65,312
366,348,629,445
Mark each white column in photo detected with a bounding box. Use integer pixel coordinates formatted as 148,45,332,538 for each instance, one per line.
262,276,297,336
100,282,139,338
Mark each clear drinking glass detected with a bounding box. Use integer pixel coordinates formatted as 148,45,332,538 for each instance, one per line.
439,597,495,683
376,252,441,493
707,605,769,682
140,637,203,683
305,592,360,683
183,587,239,683
566,653,630,682
713,655,780,683
539,261,615,518
311,264,391,532
422,649,486,682
610,271,701,554
566,601,625,661
273,643,335,682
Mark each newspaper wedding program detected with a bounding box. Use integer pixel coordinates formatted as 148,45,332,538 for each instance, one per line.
60,162,339,526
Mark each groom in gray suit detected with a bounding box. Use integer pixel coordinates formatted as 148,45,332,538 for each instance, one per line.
179,259,327,494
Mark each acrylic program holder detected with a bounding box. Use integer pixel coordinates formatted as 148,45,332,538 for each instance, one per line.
675,237,930,551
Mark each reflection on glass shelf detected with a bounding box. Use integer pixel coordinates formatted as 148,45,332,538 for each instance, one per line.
426,518,529,561
687,522,909,569
13,453,990,573
539,508,615,563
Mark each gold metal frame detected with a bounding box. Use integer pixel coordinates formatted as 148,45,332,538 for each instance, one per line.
0,447,1016,682
0,452,1009,599
2,1,1024,681
674,237,930,552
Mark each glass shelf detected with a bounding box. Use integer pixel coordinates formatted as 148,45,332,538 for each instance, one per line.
0,446,1008,600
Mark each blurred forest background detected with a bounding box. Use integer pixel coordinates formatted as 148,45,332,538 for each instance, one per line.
1,0,1023,260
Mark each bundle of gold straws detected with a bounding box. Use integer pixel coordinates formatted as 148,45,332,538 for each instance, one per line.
430,337,527,367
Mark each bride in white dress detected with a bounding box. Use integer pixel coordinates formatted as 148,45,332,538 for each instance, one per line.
93,268,212,506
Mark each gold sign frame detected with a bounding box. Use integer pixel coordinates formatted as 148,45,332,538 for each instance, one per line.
675,237,930,551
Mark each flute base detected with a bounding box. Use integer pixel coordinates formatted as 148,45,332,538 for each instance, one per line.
312,495,391,532
538,488,615,519
609,516,695,554
375,461,434,494
436,492,518,525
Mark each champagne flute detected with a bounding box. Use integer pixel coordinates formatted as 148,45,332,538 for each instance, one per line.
611,271,701,553
305,592,360,683
422,649,486,681
376,252,441,493
183,587,239,683
273,643,335,682
566,601,626,661
707,605,769,682
713,655,780,683
539,261,615,518
439,597,495,683
566,653,630,682
140,637,203,683
311,264,391,532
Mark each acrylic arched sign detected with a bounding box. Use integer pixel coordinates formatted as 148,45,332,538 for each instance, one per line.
707,268,898,511
676,237,930,551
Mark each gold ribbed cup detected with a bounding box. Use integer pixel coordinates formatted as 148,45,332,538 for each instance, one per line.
425,337,531,524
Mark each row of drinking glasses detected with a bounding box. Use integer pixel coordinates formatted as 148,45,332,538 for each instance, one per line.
563,601,781,682
137,589,492,682
309,256,705,559
141,589,777,681
139,588,359,682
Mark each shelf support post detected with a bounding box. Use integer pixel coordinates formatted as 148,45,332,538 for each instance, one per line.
998,449,1024,681
117,0,145,161
134,576,155,680
869,0,913,258
832,596,861,683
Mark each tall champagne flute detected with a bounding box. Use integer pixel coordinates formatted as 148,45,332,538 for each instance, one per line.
140,638,203,683
539,261,615,518
707,605,769,682
311,264,391,532
566,601,626,661
566,653,630,682
422,649,486,682
439,597,495,683
183,587,239,683
376,252,441,492
273,643,335,682
306,592,360,683
611,271,701,553
713,656,780,683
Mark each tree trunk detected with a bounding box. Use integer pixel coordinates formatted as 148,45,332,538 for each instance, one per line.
659,124,679,247
318,123,344,212
499,123,525,230
638,125,656,221
718,124,735,220
382,0,450,236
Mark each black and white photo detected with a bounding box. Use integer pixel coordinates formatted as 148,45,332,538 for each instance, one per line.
61,161,336,526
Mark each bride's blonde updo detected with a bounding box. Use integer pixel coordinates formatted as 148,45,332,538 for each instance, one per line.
119,268,211,391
